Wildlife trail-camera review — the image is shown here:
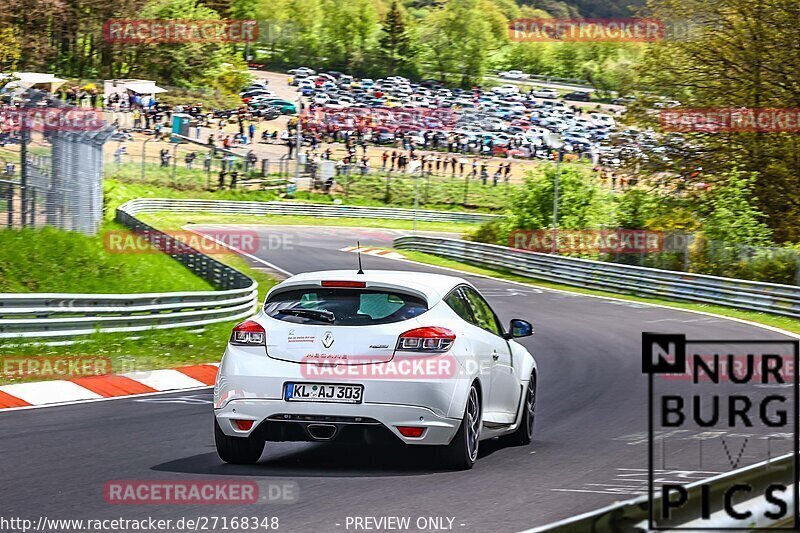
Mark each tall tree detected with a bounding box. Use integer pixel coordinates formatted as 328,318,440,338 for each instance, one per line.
637,0,800,241
376,0,414,76
420,0,504,87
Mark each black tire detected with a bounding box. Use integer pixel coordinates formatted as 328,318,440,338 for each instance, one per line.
214,418,265,465
439,384,481,470
504,374,536,446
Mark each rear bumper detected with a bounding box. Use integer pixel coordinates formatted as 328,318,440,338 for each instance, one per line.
215,399,461,445
214,345,468,445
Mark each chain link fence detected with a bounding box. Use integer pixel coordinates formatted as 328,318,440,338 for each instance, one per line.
0,90,116,235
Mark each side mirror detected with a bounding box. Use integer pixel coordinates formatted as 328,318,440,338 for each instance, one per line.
506,319,533,339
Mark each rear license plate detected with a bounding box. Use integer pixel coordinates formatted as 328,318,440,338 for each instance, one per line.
284,383,364,404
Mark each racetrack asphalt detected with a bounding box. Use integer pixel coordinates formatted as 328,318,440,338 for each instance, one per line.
0,225,793,532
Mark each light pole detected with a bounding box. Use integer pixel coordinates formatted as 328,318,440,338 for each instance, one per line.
551,146,564,254
141,137,153,182
294,98,302,185
171,142,178,184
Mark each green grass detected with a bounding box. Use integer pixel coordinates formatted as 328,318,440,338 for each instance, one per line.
329,172,518,211
0,220,279,385
137,211,480,235
107,162,287,193
0,324,234,385
104,157,561,213
0,224,212,293
397,249,800,335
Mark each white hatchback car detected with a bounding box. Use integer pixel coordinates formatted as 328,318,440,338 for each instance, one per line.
214,270,538,470
532,88,560,99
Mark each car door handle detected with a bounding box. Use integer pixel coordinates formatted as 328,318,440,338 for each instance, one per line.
492,351,499,360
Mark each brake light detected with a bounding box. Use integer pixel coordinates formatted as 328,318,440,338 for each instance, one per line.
234,419,254,431
396,327,455,353
230,320,266,346
396,426,425,438
321,280,367,288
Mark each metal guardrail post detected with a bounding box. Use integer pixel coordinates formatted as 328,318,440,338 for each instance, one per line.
29,188,35,227
5,183,12,228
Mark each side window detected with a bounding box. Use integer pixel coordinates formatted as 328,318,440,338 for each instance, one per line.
445,288,474,323
462,287,502,336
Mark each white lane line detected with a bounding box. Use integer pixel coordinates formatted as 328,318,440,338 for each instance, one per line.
0,381,103,405
0,386,213,413
183,225,294,277
122,369,206,391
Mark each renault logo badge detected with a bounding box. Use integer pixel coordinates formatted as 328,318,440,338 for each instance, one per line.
322,331,334,348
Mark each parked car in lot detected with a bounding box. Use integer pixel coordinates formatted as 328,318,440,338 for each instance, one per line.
289,67,316,77
263,99,297,114
532,88,559,99
591,113,616,128
214,270,538,470
499,70,530,80
563,91,591,102
492,84,520,95
289,65,625,162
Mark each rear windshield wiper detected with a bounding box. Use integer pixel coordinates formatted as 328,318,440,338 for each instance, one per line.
277,308,335,323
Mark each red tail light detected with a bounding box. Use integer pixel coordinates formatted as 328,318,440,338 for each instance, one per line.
230,320,266,346
234,419,254,431
396,426,425,438
321,280,367,288
396,327,455,353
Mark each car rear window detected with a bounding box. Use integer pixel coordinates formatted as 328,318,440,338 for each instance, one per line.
264,288,428,326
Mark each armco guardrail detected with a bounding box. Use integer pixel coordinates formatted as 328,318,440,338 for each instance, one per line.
0,205,259,339
525,453,795,531
117,198,500,224
0,200,495,339
393,236,800,319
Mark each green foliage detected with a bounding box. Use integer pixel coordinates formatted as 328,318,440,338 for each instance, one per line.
637,0,800,242
701,169,772,247
468,219,508,245
419,0,502,86
0,26,20,71
124,0,249,91
505,164,612,230
0,225,212,293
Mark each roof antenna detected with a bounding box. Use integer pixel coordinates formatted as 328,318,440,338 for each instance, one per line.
356,241,364,275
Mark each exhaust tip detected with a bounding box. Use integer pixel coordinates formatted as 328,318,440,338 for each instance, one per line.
306,423,337,440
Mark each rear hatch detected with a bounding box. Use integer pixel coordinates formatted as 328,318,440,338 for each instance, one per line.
262,285,429,365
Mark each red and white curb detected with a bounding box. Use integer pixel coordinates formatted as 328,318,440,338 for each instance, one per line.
0,363,219,410
340,245,404,260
